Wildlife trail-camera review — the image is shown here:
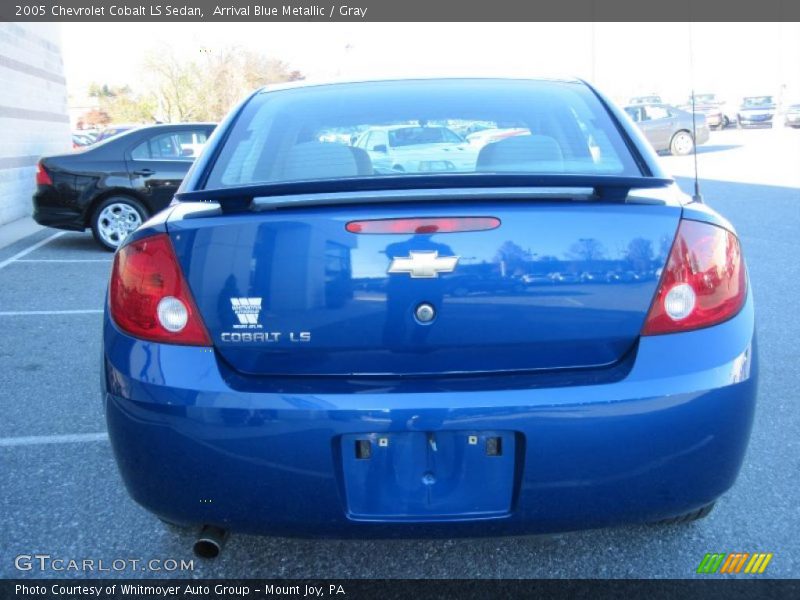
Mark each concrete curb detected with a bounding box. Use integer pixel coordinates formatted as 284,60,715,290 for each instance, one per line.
0,216,45,250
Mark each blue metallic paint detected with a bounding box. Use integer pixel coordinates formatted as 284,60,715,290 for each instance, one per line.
103,289,756,536
167,201,682,376
102,80,757,537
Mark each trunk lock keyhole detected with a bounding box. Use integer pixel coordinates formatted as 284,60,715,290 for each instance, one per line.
415,302,436,323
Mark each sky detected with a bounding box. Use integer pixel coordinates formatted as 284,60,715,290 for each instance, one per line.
61,22,800,107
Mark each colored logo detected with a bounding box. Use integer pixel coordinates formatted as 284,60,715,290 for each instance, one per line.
697,552,773,574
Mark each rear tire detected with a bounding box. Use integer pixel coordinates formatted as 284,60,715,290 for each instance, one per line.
669,130,695,156
90,195,148,251
655,502,715,525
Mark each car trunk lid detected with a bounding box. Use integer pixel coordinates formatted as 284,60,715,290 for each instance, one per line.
168,193,681,377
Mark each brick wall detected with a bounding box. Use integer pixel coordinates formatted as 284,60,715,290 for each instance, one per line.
0,23,71,226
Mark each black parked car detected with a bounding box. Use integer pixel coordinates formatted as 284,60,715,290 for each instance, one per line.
33,123,215,250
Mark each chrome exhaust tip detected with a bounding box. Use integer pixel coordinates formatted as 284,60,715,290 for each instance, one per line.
193,525,228,559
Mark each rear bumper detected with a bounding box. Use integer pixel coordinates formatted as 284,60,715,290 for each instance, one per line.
738,115,774,127
103,294,757,537
32,192,85,231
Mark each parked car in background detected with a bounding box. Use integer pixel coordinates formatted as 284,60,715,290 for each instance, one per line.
784,103,800,128
629,94,662,105
737,96,776,128
623,103,709,155
33,123,215,250
102,79,755,553
353,124,477,173
466,127,530,148
95,124,140,142
177,130,210,157
681,94,726,129
71,132,94,149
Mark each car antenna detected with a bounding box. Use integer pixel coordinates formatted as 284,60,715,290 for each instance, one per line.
688,24,703,203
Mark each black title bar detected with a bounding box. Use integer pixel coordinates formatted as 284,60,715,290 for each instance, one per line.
4,579,800,600
4,0,800,22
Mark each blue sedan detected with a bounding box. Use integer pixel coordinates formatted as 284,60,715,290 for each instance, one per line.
102,78,756,557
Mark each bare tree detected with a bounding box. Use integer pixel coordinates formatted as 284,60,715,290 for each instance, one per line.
568,238,606,262
143,47,201,122
194,46,305,121
89,46,305,125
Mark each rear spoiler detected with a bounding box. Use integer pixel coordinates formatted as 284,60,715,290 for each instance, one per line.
174,174,675,212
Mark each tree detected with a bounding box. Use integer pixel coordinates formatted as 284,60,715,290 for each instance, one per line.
85,82,156,125
625,237,654,271
143,45,305,123
84,46,304,126
568,238,606,262
80,108,111,128
142,47,201,122
495,241,531,275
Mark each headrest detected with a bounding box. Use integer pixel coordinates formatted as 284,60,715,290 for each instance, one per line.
476,135,565,173
283,142,372,180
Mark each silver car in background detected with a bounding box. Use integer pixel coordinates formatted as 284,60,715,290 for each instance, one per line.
737,96,776,128
624,103,710,156
353,125,478,173
785,104,800,128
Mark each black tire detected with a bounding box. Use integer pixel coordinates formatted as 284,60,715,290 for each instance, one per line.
90,195,148,251
722,116,730,129
655,502,715,525
669,130,695,156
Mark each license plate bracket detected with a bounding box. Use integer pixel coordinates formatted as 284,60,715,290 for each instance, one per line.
340,431,516,520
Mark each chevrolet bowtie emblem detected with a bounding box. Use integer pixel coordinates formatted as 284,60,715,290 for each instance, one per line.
387,251,459,278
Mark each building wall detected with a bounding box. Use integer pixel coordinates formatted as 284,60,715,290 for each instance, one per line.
0,23,71,226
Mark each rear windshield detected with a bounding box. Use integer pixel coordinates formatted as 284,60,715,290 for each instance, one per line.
204,79,641,189
742,96,774,107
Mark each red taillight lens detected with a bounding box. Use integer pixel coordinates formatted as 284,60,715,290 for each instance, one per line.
642,219,747,335
109,234,211,346
346,217,500,234
35,162,52,186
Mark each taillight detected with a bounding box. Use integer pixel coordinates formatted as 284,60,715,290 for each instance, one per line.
642,219,746,335
109,234,211,346
35,162,52,186
346,217,500,234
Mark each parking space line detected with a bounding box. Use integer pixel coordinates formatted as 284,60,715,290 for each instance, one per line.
0,432,108,447
0,231,65,270
16,259,111,263
0,309,103,316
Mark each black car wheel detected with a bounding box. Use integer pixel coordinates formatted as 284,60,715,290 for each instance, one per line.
654,502,716,525
91,195,148,251
669,131,695,156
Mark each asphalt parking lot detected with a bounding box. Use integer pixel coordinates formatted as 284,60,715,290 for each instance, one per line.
1,127,798,579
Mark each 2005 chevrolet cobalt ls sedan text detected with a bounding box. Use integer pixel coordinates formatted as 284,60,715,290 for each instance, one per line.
102,78,756,557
